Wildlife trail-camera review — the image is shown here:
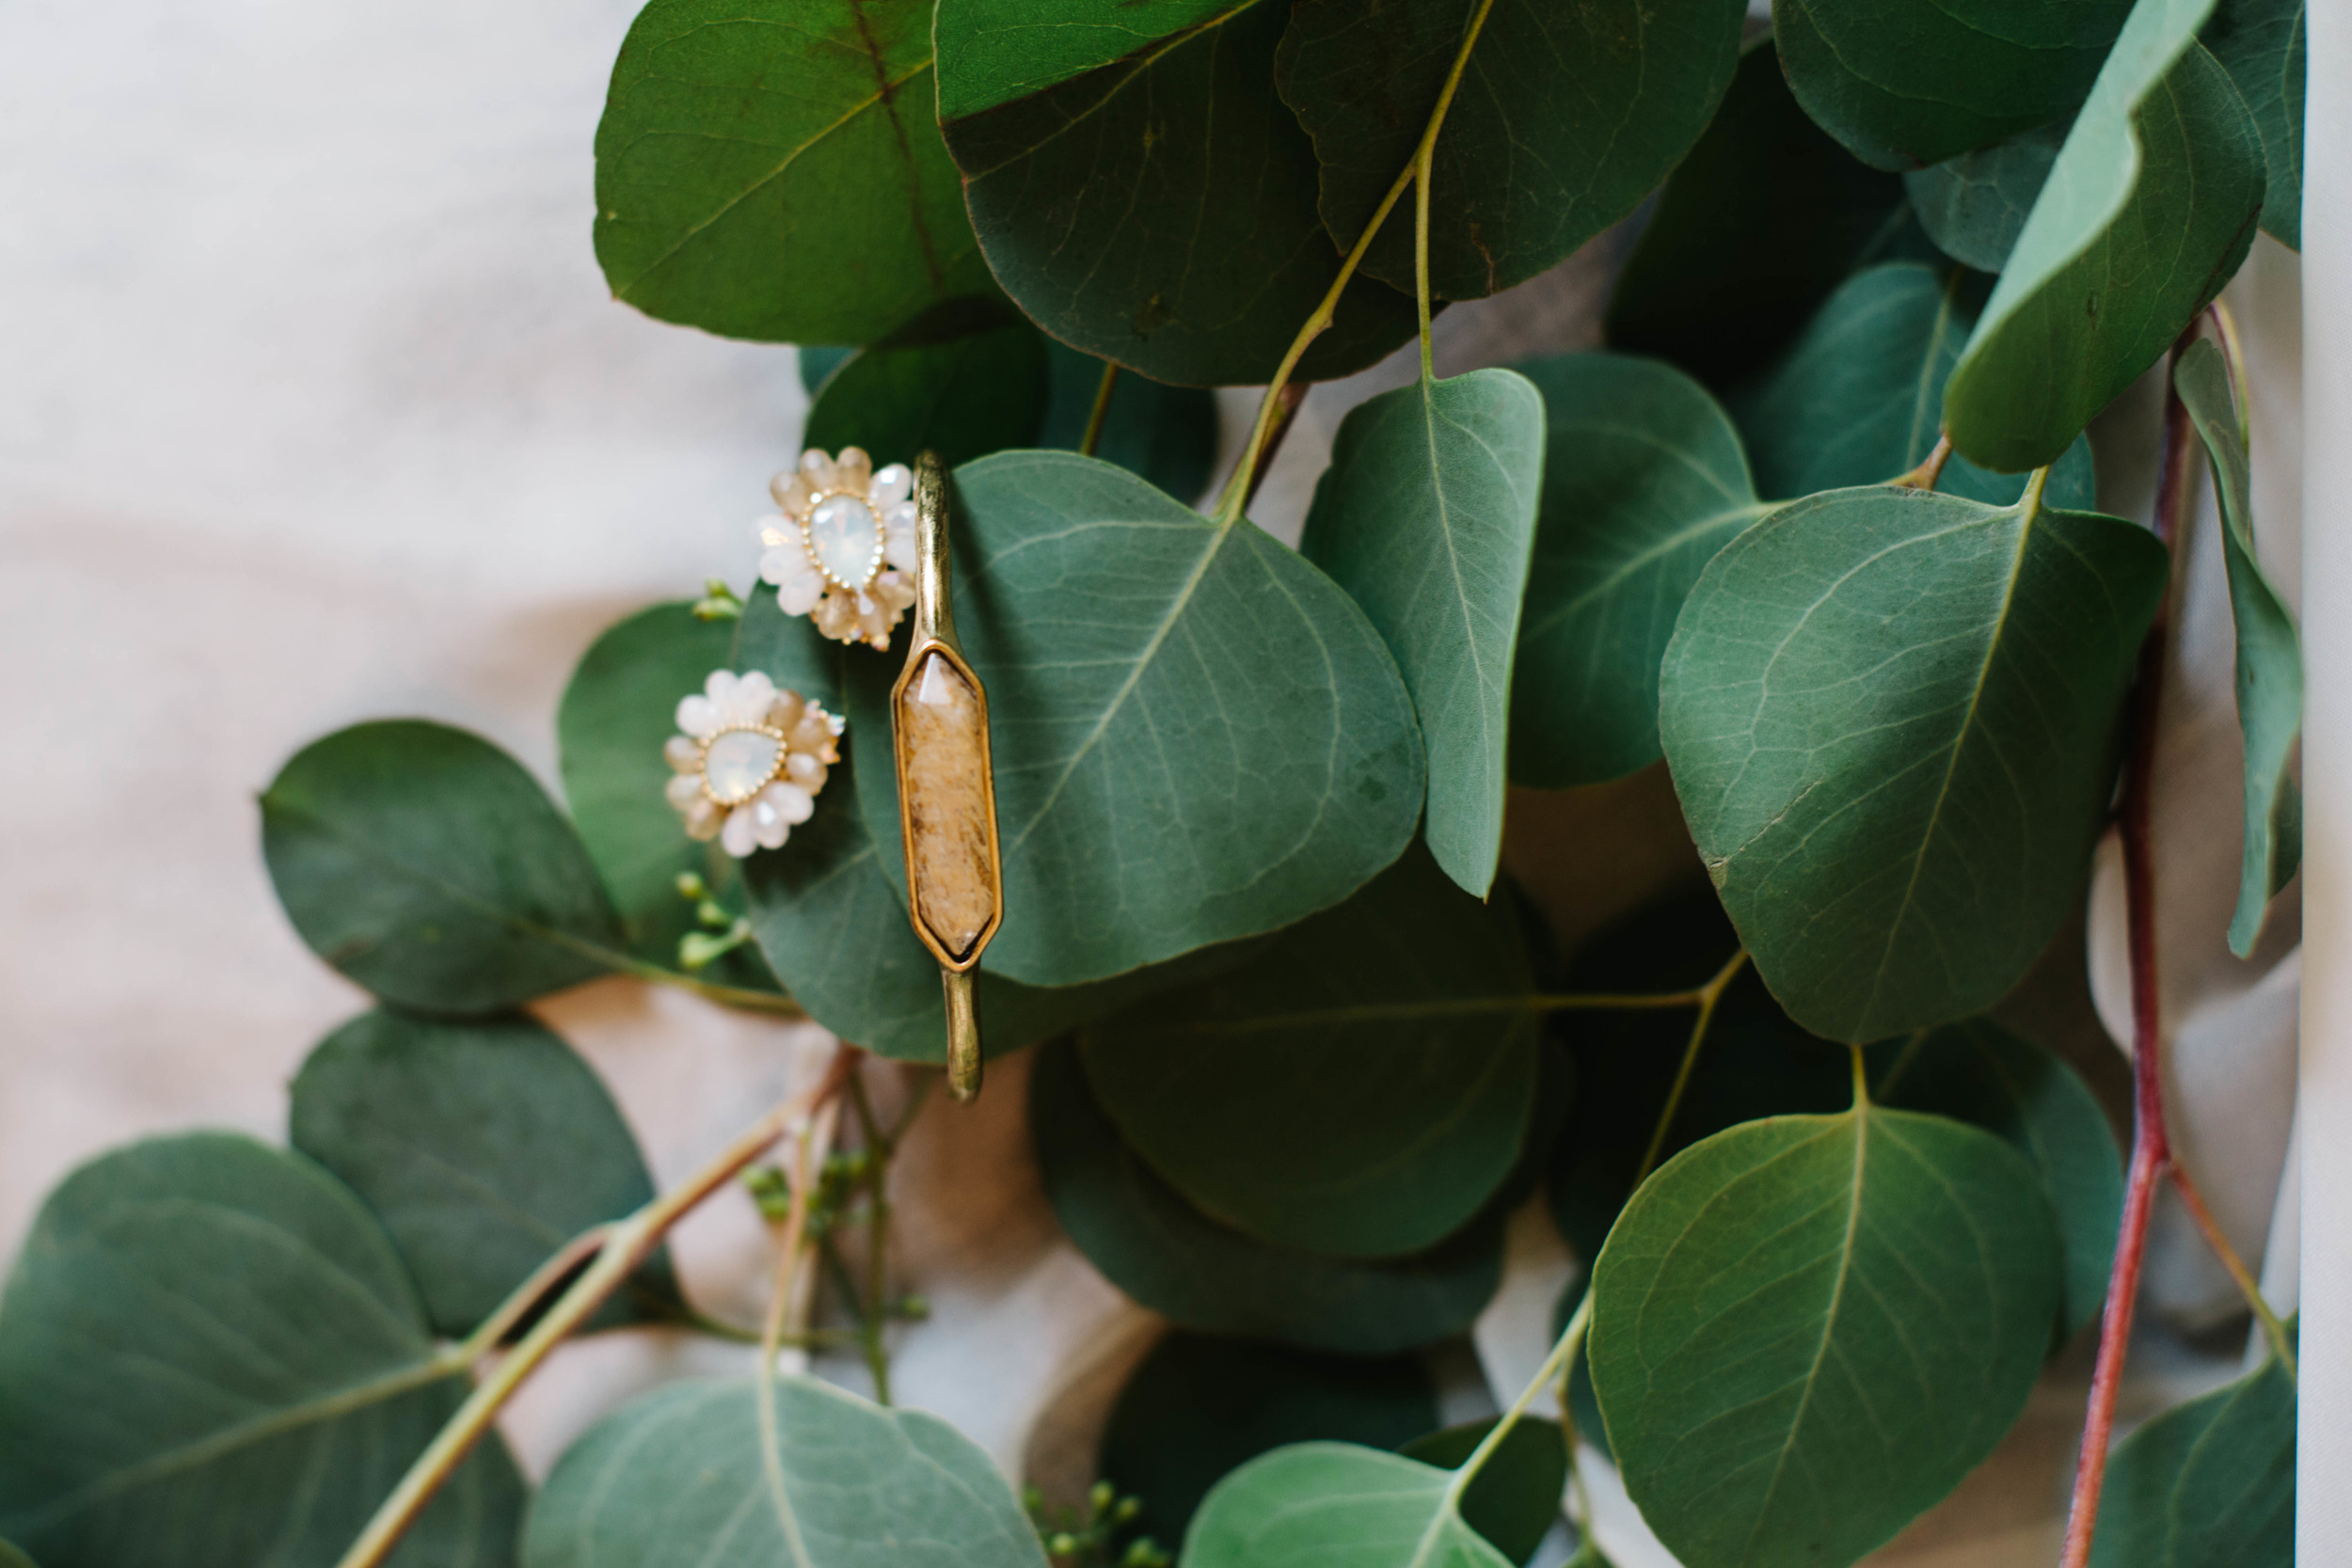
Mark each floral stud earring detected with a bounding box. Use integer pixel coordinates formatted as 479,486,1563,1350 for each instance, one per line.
758,446,919,649
663,669,842,858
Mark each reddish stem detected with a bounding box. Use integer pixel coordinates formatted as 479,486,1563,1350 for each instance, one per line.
2057,336,2201,1568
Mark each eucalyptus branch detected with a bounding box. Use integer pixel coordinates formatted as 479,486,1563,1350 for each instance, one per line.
2057,326,2202,1568
1212,0,1500,523
1892,435,1953,492
2205,300,2252,449
1629,950,1748,1188
332,1046,858,1568
2167,1157,2296,1373
1079,362,1120,458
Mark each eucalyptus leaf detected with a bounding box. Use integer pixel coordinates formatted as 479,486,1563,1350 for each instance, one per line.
262,721,626,1014
2088,1331,2295,1567
1040,344,1219,505
1589,1104,2062,1568
1944,3,2266,472
1660,485,2167,1042
1605,42,1909,390
935,0,1422,387
0,1542,32,1568
1098,1334,1437,1552
1505,354,1768,790
1869,1020,2122,1341
846,451,1424,987
2175,338,2303,955
2204,0,2305,247
1187,1444,1508,1568
594,0,994,344
1398,1419,1568,1566
800,346,852,395
0,1134,525,1568
1079,845,1537,1258
1300,368,1545,895
1276,0,1744,300
558,600,778,991
290,1008,681,1338
1903,122,2069,272
522,1375,1047,1568
1771,0,2132,170
803,300,1052,470
1736,262,2098,508
1032,1040,1506,1355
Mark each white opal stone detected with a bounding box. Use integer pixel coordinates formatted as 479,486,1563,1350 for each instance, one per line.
761,780,816,825
721,807,759,858
799,449,838,490
871,465,912,507
834,446,873,495
665,772,704,808
771,472,815,515
748,794,790,849
776,571,824,615
759,541,808,583
703,728,783,804
807,494,882,587
725,671,776,723
883,524,917,572
664,736,702,773
766,689,805,733
675,694,722,739
684,797,723,841
785,751,827,789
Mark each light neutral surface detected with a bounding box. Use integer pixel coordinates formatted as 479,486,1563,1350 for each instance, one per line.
0,0,2324,1562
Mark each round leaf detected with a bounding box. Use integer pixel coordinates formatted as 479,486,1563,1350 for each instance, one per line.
522,1375,1046,1568
1031,1039,1506,1355
803,301,1052,470
1397,1419,1569,1565
0,1134,524,1567
1771,0,2132,170
1185,1444,1509,1568
1589,1105,2063,1568
1734,261,2098,508
1276,0,1744,300
1868,1019,2122,1342
1300,368,1547,895
2088,1335,2295,1567
849,451,1425,988
290,1007,681,1338
1097,1334,1438,1552
1078,846,1538,1257
935,0,1422,387
1903,121,2069,272
262,720,626,1014
593,0,995,344
1944,8,2267,471
1506,354,1767,790
1659,486,2168,1042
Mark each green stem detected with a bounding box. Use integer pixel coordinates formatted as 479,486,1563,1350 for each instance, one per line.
1212,0,1500,524
2169,1156,2296,1373
1079,362,1120,458
1629,950,1748,1188
1415,103,1437,381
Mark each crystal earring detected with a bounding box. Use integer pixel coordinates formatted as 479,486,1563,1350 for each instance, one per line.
662,670,842,859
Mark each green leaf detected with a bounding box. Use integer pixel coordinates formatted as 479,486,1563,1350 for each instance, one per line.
1944,3,2267,472
593,0,994,344
0,1542,33,1568
1589,1102,2062,1568
2204,0,2305,247
1869,1020,2122,1341
522,1375,1047,1568
1098,1334,1437,1552
0,1133,525,1568
262,721,626,1014
1039,343,1219,505
935,0,1421,387
847,451,1425,987
558,599,779,992
1660,485,2167,1042
1505,354,1768,790
1398,1420,1568,1566
1772,0,2133,170
1605,41,1910,390
1300,369,1545,895
1903,122,2069,272
1735,262,2099,508
803,300,1052,470
1185,1444,1509,1568
1078,845,1536,1257
2089,1332,2295,1567
1031,1040,1506,1355
289,1007,681,1338
1276,0,1745,300
2176,338,2303,955
800,345,853,395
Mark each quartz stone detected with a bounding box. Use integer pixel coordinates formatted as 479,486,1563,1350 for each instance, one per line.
808,494,881,587
702,727,783,804
897,651,999,962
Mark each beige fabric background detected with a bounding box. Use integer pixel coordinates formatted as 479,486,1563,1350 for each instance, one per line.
0,0,2313,1562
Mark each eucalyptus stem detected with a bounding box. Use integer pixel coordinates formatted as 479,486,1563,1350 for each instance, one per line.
1892,434,1953,491
1414,112,1437,381
2169,1157,2296,1373
1079,362,1120,458
2205,299,2253,449
332,1046,858,1568
1212,0,1499,523
2057,327,2201,1568
1629,950,1748,1188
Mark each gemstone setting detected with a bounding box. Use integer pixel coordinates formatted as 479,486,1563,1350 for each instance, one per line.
805,492,883,590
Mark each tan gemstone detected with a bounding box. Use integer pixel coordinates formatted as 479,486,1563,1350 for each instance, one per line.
897,649,999,963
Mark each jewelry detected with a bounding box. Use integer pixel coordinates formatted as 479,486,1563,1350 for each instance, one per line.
757,447,920,649
663,670,842,858
891,452,1004,1102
